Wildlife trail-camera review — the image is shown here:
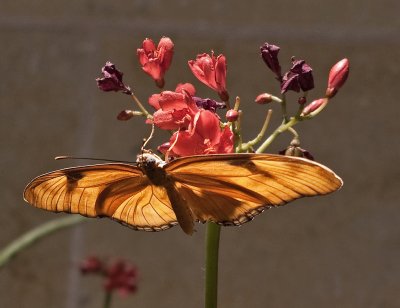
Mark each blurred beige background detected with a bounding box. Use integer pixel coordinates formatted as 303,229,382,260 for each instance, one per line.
1,0,399,307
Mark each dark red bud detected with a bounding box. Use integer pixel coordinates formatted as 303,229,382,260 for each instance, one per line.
298,96,306,105
226,109,239,122
80,256,103,274
255,93,273,104
117,110,134,121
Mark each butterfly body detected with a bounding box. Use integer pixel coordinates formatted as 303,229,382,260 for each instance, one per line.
24,153,343,235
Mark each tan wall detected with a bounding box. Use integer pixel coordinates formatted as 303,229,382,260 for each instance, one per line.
1,1,399,307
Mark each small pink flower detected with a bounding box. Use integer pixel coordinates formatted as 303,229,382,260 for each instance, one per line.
326,58,349,98
188,52,229,101
137,37,174,88
168,110,233,156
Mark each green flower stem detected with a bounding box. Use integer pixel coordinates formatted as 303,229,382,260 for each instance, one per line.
287,127,300,139
205,222,221,308
130,93,152,119
256,116,301,153
103,291,113,308
0,215,86,269
233,96,240,111
270,95,283,104
233,111,243,151
240,109,273,152
280,94,288,122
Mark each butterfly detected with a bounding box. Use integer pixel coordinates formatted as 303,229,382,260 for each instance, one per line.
24,152,342,235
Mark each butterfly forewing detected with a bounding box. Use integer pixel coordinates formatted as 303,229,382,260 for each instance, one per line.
24,163,178,231
166,154,342,225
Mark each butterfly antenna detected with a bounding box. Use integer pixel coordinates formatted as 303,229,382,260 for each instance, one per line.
141,123,155,153
55,156,135,164
165,130,180,161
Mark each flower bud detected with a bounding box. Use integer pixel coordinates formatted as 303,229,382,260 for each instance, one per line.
117,110,134,121
298,96,306,105
226,109,239,122
80,256,103,274
301,98,327,116
326,58,349,98
255,93,273,104
278,138,314,160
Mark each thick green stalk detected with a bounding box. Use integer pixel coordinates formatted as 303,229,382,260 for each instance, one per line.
0,215,86,269
205,222,221,308
103,291,113,308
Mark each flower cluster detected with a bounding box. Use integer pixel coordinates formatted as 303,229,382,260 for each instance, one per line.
80,256,138,297
96,37,349,159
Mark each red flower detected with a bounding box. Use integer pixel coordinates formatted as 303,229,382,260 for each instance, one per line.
104,260,138,296
175,83,196,96
326,58,349,98
188,52,229,101
149,90,199,130
148,83,196,110
137,37,174,88
167,110,233,156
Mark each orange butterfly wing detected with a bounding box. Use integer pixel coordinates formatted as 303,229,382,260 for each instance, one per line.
23,164,177,231
166,154,343,226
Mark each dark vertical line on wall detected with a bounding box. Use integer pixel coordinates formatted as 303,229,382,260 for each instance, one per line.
65,31,99,308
